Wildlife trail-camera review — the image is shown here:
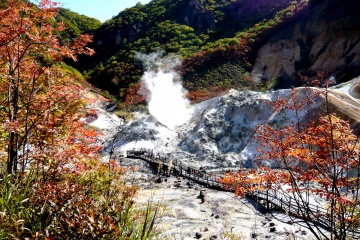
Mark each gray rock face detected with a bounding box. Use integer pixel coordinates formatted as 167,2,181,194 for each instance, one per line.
110,78,360,169
115,86,351,169
180,91,267,157
251,10,360,85
178,88,323,167
252,39,301,83
252,31,360,84
112,77,360,169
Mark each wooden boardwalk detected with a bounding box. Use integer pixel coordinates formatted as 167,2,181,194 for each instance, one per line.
126,149,226,191
126,149,360,238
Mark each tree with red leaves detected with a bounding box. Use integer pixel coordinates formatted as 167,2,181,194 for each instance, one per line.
0,2,159,239
220,85,360,240
0,0,95,173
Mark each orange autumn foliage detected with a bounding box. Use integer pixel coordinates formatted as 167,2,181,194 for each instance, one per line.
187,86,228,103
0,0,95,173
118,82,146,109
0,1,159,239
219,87,360,240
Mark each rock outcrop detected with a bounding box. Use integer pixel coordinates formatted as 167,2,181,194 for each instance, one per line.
179,87,324,167
234,0,291,19
112,78,360,169
251,39,301,84
327,77,360,135
181,0,215,31
251,0,360,86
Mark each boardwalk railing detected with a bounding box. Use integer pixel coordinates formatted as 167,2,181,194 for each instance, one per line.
126,148,226,190
126,149,360,237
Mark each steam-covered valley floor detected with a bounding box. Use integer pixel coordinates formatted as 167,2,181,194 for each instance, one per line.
86,77,360,239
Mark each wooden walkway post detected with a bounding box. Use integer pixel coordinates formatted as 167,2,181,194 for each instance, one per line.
289,198,291,213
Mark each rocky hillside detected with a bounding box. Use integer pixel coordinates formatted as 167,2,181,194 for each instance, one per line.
62,0,360,107
104,77,360,170
251,0,360,88
64,0,295,95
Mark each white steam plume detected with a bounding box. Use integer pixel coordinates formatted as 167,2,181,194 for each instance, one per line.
136,52,193,129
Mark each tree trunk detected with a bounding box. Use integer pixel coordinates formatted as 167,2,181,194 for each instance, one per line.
7,131,18,174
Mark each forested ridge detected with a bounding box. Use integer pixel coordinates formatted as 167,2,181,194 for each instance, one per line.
66,0,310,105
59,0,360,108
55,8,102,44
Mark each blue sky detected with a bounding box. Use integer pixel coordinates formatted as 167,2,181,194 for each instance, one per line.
31,0,152,23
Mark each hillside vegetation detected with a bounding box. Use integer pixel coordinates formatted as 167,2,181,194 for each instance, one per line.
56,8,102,44
66,0,308,104
63,0,360,107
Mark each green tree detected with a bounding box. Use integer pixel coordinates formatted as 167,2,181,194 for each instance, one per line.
56,7,102,44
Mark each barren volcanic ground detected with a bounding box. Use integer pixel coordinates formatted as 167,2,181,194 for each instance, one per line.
87,77,360,239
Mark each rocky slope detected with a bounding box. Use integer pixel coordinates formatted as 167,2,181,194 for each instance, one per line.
251,0,360,87
69,0,360,101
110,77,360,170
88,78,359,239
